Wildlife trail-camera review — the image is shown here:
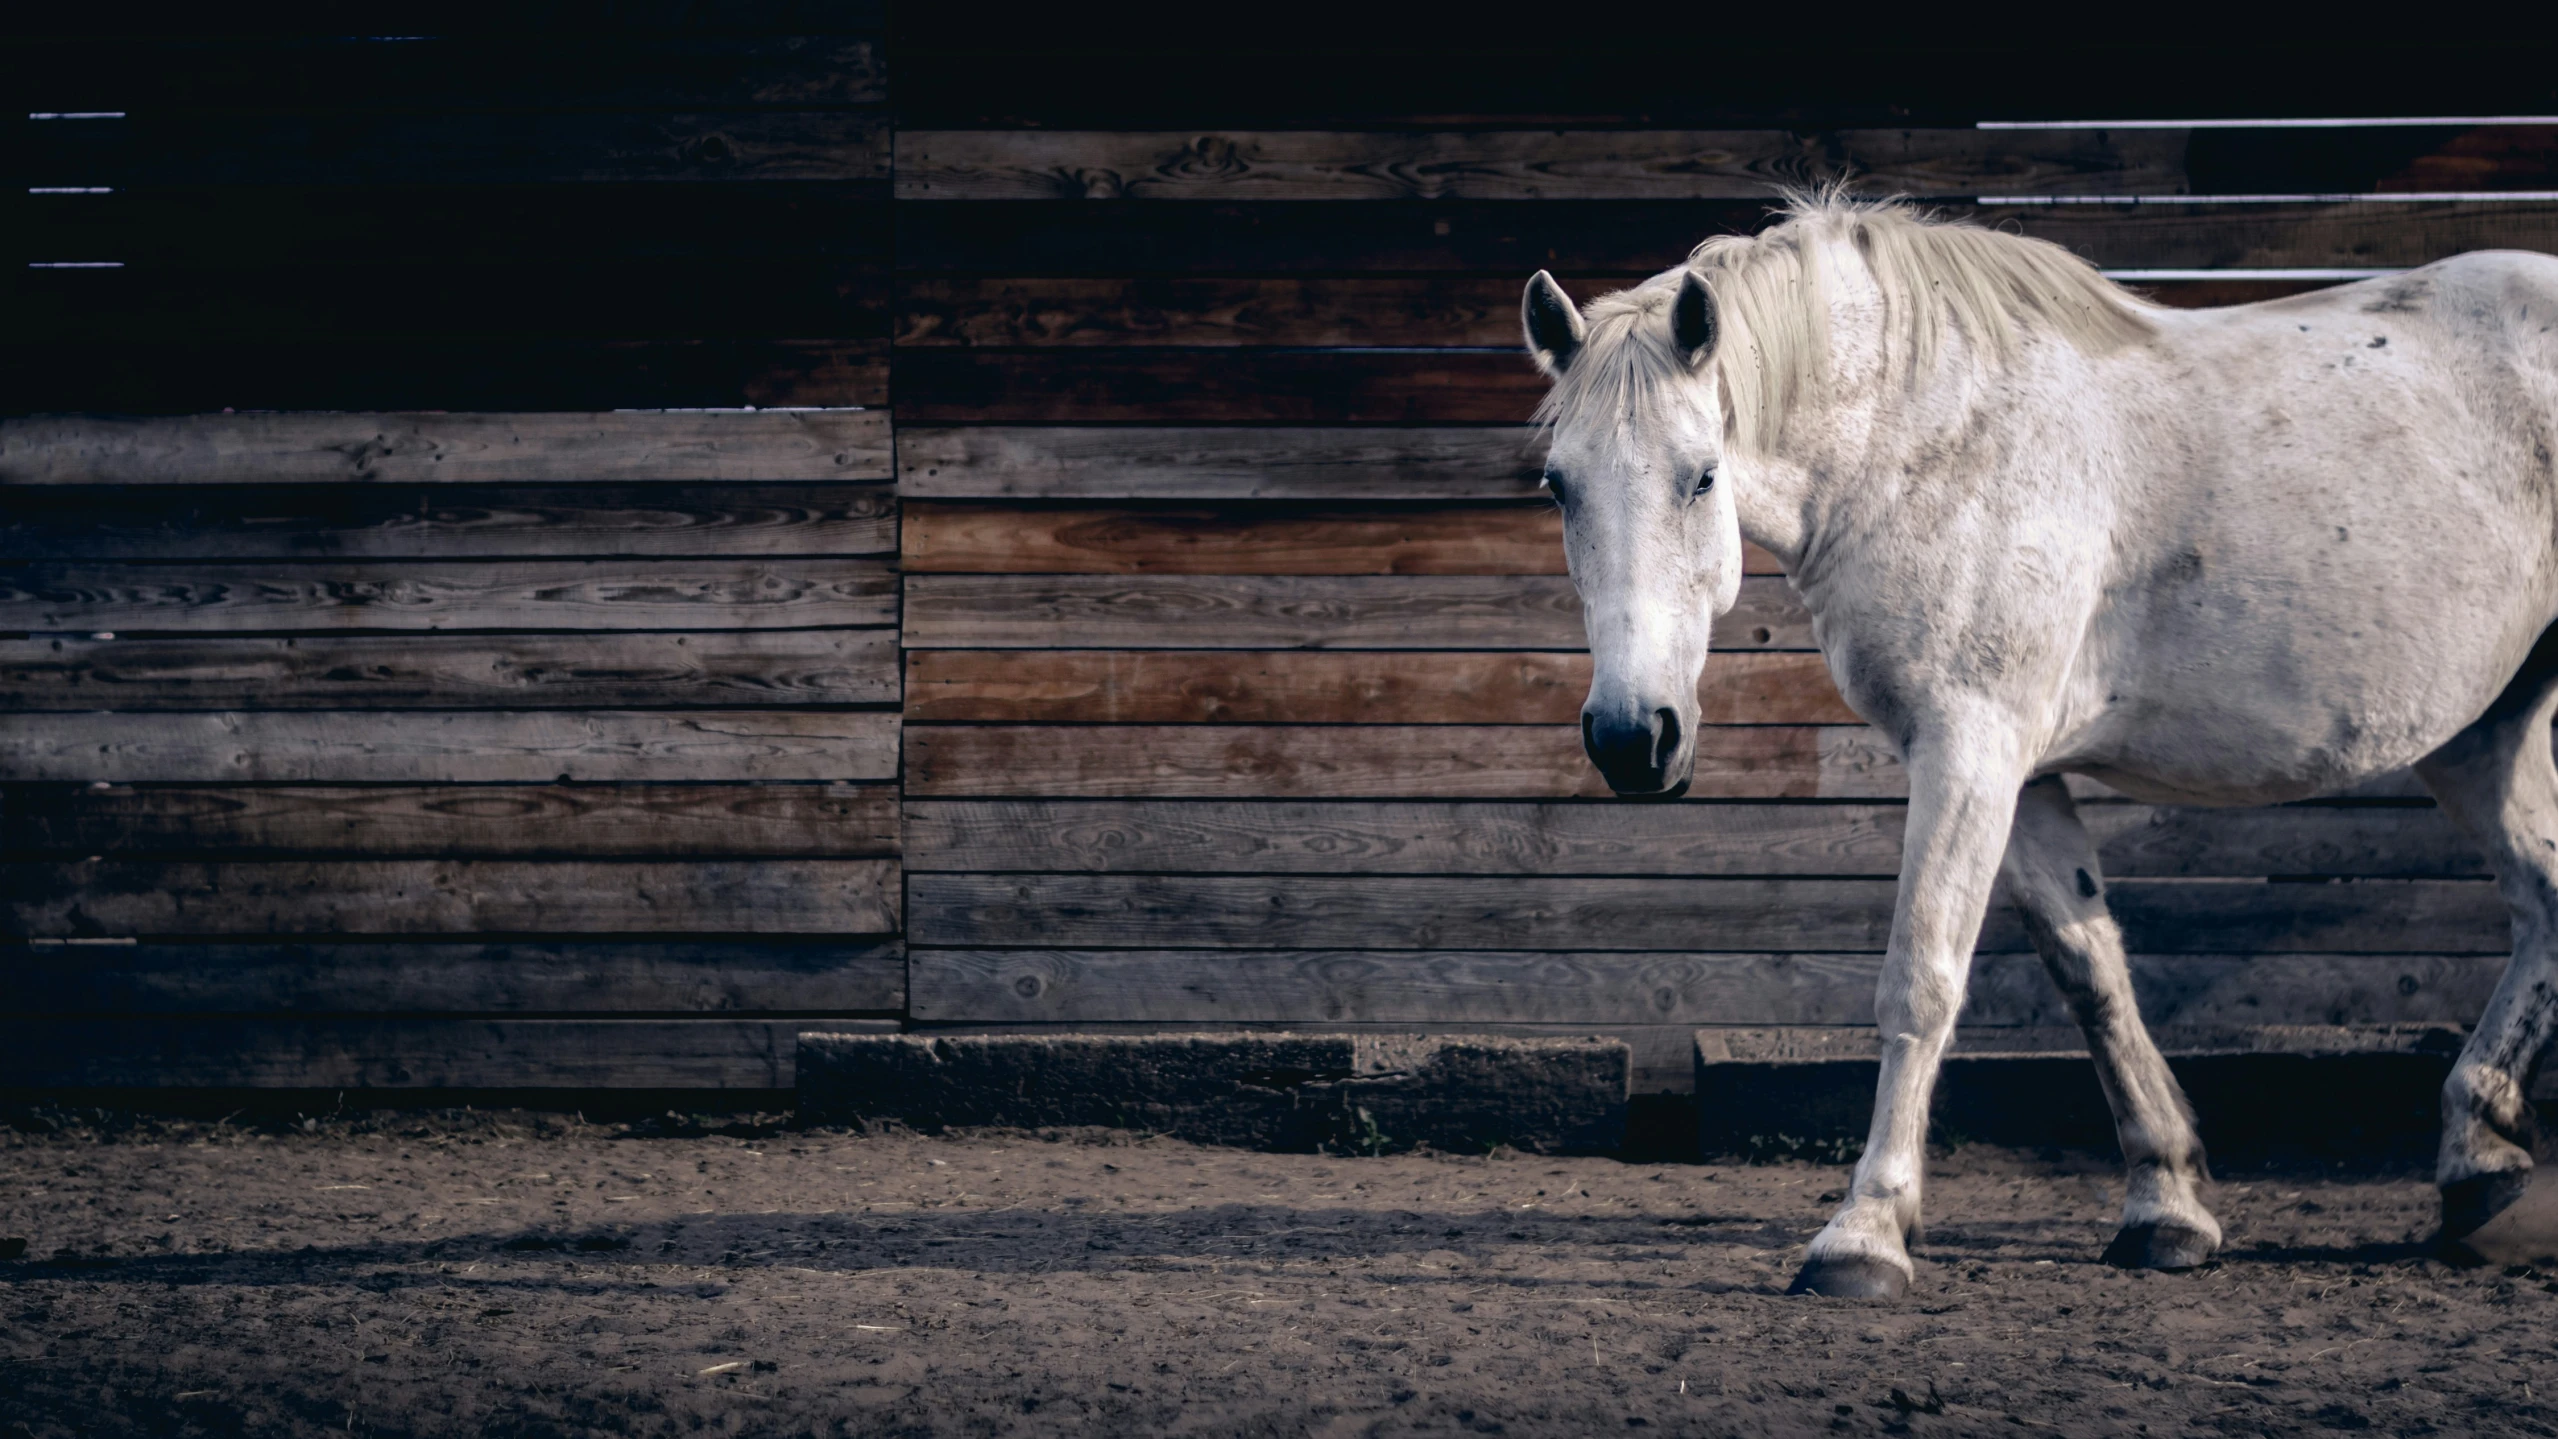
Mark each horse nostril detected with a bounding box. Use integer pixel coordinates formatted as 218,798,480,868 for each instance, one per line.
1652,707,1682,767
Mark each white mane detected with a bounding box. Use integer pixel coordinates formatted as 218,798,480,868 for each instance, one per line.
1533,194,2155,455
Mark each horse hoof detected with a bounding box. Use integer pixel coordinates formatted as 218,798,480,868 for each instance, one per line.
2441,1171,2532,1243
2103,1221,2217,1271
1787,1255,1909,1300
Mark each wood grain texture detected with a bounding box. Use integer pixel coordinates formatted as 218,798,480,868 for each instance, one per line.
0,711,899,783
902,649,1855,725
909,949,2504,1030
0,411,891,486
895,350,1547,424
0,559,898,633
895,426,1545,499
907,874,2505,954
893,128,2188,201
1,784,900,857
32,111,890,186
900,573,1811,650
0,631,898,709
903,503,1783,577
1,859,900,937
902,800,2482,879
904,724,1897,799
0,1018,894,1090
0,485,896,561
8,939,905,1015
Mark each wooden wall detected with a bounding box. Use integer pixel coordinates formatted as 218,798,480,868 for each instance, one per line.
6,12,2558,1098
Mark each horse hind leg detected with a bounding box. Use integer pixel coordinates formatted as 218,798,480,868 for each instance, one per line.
2414,629,2558,1242
2001,776,2221,1268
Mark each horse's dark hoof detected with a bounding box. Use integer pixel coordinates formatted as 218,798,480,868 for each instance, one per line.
1787,1255,1909,1300
2441,1171,2532,1243
2103,1221,2217,1271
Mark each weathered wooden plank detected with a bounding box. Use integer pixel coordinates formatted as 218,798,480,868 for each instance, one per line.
2,858,900,937
894,128,2190,201
904,724,1898,799
0,485,896,560
0,784,899,857
893,199,2558,275
0,1017,894,1090
908,949,2504,1031
6,939,904,1014
890,277,2367,349
2,339,889,415
18,35,888,109
0,559,898,633
901,800,2483,879
907,874,2506,954
901,649,1855,725
904,503,1782,577
895,426,1546,499
900,573,1812,650
0,411,891,486
895,350,1547,424
0,631,898,709
30,111,891,186
0,710,898,783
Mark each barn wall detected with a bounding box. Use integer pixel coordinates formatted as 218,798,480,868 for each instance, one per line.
6,12,2558,1096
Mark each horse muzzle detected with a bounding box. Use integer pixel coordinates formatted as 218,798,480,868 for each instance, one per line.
1581,698,1694,797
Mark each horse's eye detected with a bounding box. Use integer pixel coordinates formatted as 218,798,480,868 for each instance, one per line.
1543,472,1568,507
1693,466,1717,496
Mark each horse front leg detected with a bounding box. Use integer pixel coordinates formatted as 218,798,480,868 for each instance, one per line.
1791,735,2025,1299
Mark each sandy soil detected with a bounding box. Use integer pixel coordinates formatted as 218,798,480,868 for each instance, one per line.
3,1110,2555,1437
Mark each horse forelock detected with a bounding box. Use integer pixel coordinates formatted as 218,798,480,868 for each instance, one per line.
1533,193,2155,457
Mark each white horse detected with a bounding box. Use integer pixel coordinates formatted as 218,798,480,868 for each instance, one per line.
1523,194,2558,1298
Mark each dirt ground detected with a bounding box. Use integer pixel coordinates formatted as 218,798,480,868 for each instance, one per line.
4,1111,2556,1438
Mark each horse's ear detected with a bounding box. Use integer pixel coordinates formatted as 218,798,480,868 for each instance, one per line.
1522,270,1585,376
1671,269,1718,365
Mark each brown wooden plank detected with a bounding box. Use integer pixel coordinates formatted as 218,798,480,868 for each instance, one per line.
0,784,899,857
0,711,899,783
7,939,904,1015
895,426,1545,499
893,128,2189,201
901,649,1855,725
904,724,1895,799
902,799,2482,879
900,573,1812,650
0,485,896,561
896,350,1547,424
0,559,898,633
32,111,890,186
894,277,1642,348
909,949,2504,1031
908,874,2505,953
0,1017,894,1090
903,503,1784,577
0,631,898,709
0,411,891,486
2,858,900,937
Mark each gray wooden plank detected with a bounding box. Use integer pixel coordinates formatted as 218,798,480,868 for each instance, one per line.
0,710,899,783
0,485,896,560
900,574,1813,651
0,783,899,857
909,949,2503,1032
2,858,900,937
0,631,898,709
902,799,2481,878
0,1017,896,1089
0,411,892,486
0,559,898,633
895,129,2187,201
904,724,1897,799
6,939,904,1015
907,874,2507,953
895,426,1544,500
